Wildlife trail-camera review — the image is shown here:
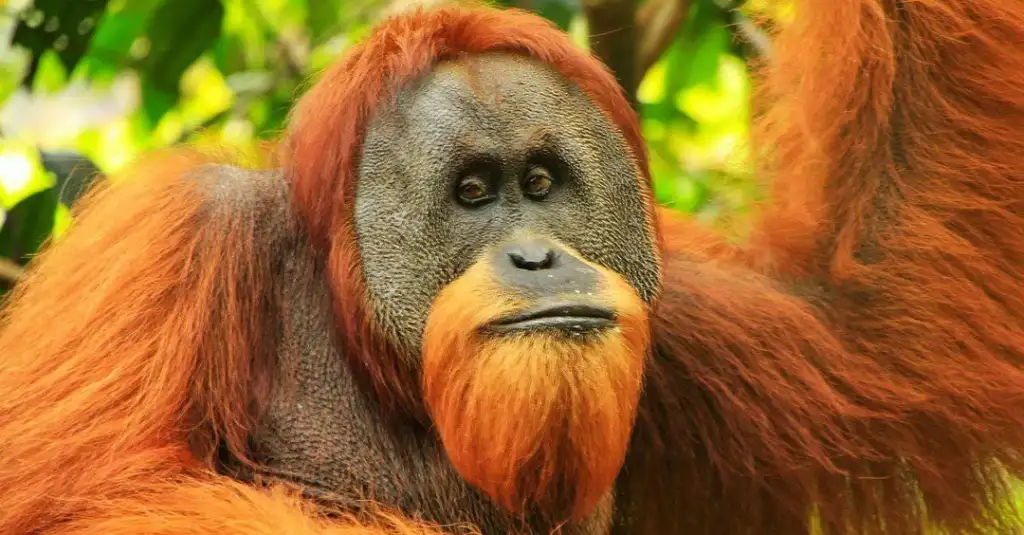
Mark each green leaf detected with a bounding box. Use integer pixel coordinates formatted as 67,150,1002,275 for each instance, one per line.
0,187,59,265
140,82,178,128
654,174,710,214
0,145,56,210
30,50,67,94
533,0,577,30
683,25,728,89
669,0,730,90
307,0,345,45
258,95,293,138
211,32,246,75
137,0,225,126
492,0,577,29
12,0,111,85
76,0,166,83
52,202,73,238
0,46,31,102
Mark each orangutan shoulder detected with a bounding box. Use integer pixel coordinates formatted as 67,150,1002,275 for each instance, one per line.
155,163,308,276
187,165,290,231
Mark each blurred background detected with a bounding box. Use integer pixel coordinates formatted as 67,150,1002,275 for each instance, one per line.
0,0,790,292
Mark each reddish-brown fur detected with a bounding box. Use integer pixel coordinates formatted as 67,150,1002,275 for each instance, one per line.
0,1,1022,534
422,244,650,522
0,150,444,533
617,0,1024,534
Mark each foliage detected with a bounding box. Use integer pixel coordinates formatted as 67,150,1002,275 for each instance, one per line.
0,0,762,288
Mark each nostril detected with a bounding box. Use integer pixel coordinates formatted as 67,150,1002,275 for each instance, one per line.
507,244,556,271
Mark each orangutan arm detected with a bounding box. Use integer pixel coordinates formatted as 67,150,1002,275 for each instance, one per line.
0,151,447,534
51,477,443,535
620,1,1024,534
617,253,897,535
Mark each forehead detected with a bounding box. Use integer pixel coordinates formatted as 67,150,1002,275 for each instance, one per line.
372,52,620,151
410,53,585,117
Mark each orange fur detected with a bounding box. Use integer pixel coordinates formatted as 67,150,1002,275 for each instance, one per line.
617,0,1024,534
0,150,445,534
422,244,649,523
53,479,451,535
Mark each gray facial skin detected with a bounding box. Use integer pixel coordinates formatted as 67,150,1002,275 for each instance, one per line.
354,52,660,356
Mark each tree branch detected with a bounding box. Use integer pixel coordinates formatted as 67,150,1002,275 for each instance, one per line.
582,0,692,110
636,0,691,76
727,8,773,60
242,0,306,78
0,258,24,284
582,0,641,110
174,107,234,145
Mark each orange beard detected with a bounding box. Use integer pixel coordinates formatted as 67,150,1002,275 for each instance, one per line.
422,256,650,522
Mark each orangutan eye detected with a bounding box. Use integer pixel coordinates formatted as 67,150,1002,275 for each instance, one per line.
456,175,495,207
522,166,554,199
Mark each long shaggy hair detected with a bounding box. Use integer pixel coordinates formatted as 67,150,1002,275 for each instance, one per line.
422,249,650,523
615,1,1024,534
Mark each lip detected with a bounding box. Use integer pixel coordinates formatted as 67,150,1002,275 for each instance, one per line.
486,302,616,335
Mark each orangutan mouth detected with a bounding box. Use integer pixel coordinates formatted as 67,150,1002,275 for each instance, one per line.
486,302,616,335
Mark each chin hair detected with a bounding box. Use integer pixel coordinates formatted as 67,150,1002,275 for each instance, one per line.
422,259,651,521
